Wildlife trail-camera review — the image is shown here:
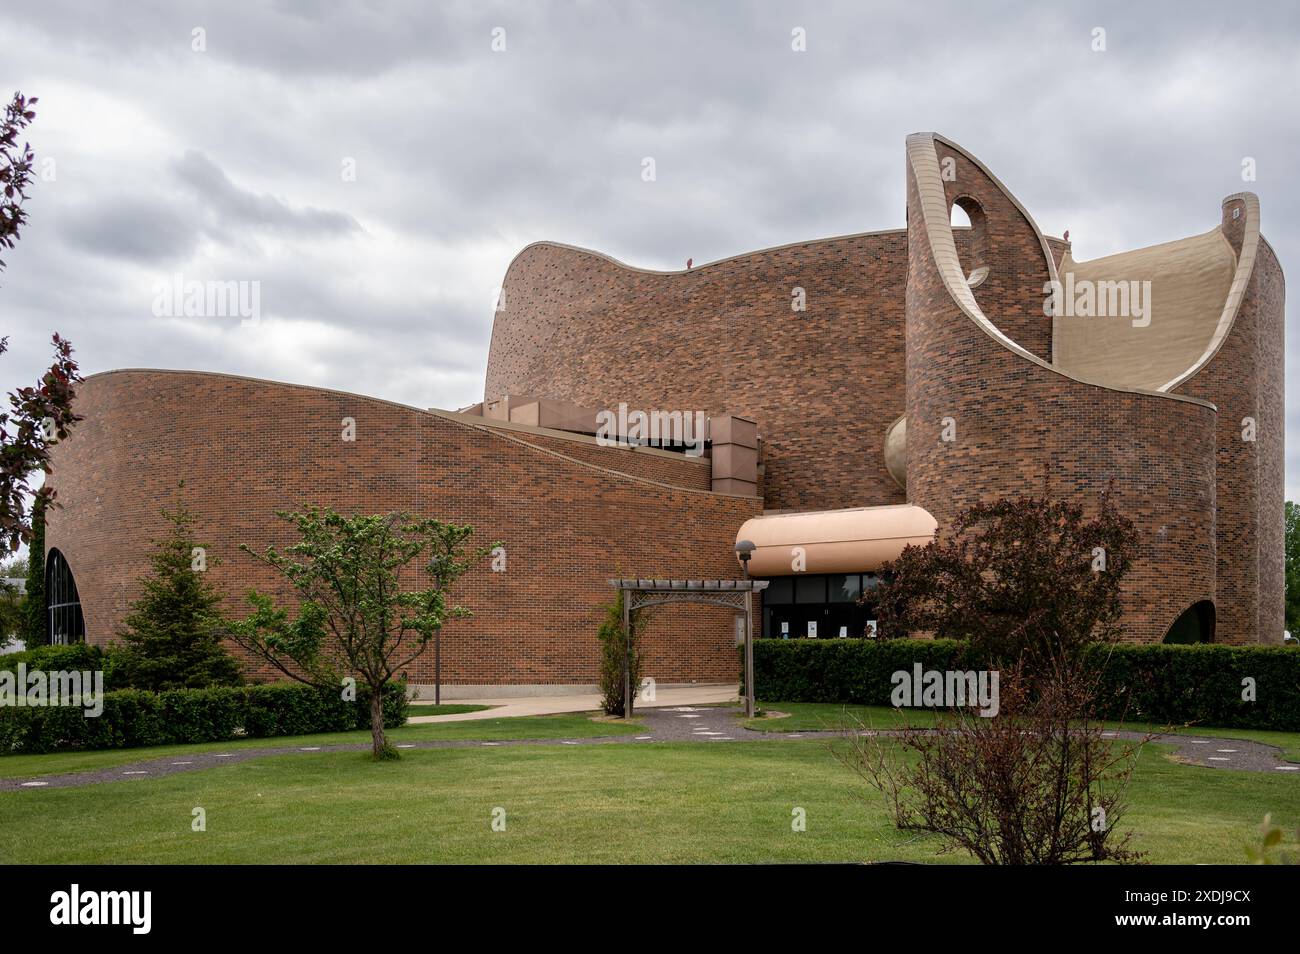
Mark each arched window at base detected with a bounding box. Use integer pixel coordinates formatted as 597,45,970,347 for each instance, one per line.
45,548,85,645
1163,600,1215,644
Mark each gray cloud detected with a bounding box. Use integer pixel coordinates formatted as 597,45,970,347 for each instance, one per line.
0,0,1297,498
61,195,201,263
171,150,359,236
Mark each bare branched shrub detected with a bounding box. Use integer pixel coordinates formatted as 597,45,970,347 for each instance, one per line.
840,654,1149,865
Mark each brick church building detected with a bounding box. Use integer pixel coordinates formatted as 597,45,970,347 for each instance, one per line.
43,133,1285,693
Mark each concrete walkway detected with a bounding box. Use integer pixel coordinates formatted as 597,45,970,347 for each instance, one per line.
405,684,739,723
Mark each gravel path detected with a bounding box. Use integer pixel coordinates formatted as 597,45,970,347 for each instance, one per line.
3,705,1296,791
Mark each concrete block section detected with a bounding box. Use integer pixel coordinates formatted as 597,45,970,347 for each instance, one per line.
711,443,758,476
709,414,758,448
711,476,759,497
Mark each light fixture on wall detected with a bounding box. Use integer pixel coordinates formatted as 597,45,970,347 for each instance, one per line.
735,539,755,579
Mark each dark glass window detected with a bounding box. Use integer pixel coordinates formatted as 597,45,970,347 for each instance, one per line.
795,575,826,604
764,577,793,604
829,574,861,603
45,549,85,645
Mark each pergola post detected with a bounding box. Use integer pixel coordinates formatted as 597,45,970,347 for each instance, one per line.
623,589,633,720
744,589,755,718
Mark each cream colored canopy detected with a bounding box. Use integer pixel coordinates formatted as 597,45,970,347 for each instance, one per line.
736,504,937,576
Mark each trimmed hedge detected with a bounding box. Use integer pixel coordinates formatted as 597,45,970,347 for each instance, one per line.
0,643,120,687
751,638,1300,731
0,682,409,755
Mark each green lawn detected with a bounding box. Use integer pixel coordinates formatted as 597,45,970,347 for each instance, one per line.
745,702,1300,761
0,737,1294,864
0,712,639,779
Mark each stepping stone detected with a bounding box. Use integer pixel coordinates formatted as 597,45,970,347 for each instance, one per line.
1208,757,1231,761
561,741,578,745
1215,749,1238,753
171,761,193,765
396,744,415,749
678,714,701,719
635,735,653,740
300,746,322,751
482,742,500,746
20,781,49,787
213,754,233,758
123,771,147,775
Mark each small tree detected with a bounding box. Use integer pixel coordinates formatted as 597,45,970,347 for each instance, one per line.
22,497,44,644
845,493,1148,864
231,507,491,759
842,654,1146,865
596,589,646,716
873,492,1137,669
115,496,242,690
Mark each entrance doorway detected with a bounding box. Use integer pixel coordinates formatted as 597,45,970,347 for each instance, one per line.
760,573,884,639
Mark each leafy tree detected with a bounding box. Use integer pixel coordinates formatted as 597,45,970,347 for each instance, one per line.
596,589,646,716
873,492,1137,667
22,497,44,643
231,507,492,759
1,91,38,276
1285,501,1300,638
115,495,242,690
2,91,83,553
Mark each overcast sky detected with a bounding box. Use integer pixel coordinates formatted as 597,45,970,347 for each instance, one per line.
2,0,1297,498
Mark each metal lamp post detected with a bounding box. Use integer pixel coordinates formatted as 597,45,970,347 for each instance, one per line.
735,540,757,718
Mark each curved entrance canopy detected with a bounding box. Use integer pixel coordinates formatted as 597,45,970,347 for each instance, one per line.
735,504,937,576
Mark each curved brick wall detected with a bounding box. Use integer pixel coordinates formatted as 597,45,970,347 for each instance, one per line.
903,136,1220,642
44,370,761,686
1171,217,1287,644
484,234,916,513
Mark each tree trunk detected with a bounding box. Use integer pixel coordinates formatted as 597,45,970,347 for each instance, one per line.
369,688,387,758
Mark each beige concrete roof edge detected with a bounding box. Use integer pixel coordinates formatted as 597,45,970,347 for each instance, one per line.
1158,192,1261,393
904,133,1216,412
499,226,915,279
75,368,759,500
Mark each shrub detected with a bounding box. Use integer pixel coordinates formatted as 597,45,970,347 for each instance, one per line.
842,654,1145,865
596,589,646,716
1,641,101,670
753,638,1300,731
0,681,409,755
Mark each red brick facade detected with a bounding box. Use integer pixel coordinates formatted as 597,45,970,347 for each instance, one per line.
45,371,760,686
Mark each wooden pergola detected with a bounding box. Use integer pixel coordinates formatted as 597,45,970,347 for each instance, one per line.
608,578,770,719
